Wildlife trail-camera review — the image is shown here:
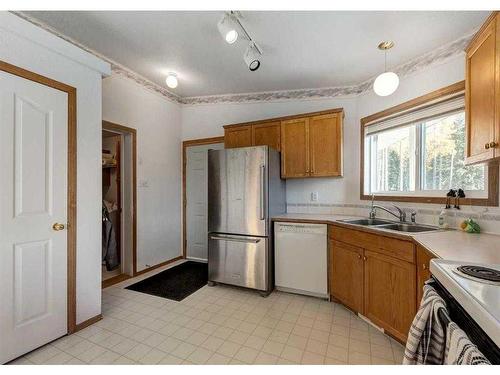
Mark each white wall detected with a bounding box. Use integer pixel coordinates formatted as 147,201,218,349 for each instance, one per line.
182,96,359,205
102,75,182,271
181,55,500,234
0,12,110,324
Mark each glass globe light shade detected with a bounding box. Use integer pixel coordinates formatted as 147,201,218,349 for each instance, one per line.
373,71,399,96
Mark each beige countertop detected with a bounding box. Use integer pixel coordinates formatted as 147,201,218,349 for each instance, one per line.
272,213,500,265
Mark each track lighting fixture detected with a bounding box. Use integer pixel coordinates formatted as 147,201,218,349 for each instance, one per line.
244,42,262,71
217,11,264,72
165,72,178,89
217,13,239,44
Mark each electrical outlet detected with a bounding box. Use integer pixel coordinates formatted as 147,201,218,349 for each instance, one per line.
311,192,319,202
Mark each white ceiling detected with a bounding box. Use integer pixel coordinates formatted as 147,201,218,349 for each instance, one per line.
25,11,489,97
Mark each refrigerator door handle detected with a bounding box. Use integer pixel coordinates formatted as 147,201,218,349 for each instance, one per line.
260,164,266,220
209,235,261,244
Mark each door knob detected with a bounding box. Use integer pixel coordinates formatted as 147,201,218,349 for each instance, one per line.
489,141,498,148
485,143,490,150
52,223,65,231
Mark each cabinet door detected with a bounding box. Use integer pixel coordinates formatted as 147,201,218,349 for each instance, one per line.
416,245,436,307
252,121,281,151
309,113,342,176
281,117,309,178
465,15,498,164
330,240,364,313
224,126,252,148
364,250,416,342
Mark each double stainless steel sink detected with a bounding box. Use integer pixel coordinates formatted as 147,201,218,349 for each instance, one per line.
339,218,439,233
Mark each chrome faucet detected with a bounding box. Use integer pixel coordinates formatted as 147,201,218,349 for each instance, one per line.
369,195,413,223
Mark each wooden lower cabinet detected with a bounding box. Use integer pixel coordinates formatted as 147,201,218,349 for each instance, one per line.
329,225,418,343
330,240,364,312
416,245,436,306
363,250,416,342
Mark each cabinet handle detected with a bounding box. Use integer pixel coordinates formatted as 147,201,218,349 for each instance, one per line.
485,143,490,150
363,256,367,261
357,254,362,260
489,141,498,148
422,264,427,270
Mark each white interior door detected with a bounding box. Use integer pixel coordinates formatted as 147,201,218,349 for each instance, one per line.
0,71,68,364
186,142,223,261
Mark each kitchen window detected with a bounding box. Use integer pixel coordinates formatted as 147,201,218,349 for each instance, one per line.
360,82,498,205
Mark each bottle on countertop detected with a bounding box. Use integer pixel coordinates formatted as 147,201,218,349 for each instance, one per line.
438,210,449,229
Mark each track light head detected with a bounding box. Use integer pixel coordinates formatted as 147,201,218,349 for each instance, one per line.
244,42,261,71
217,13,239,44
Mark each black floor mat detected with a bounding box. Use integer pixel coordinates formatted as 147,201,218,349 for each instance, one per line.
125,261,208,301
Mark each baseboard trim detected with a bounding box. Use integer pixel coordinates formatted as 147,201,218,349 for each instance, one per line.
102,273,132,289
74,314,103,332
134,255,184,277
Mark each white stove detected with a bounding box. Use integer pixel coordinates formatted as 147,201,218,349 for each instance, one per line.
430,259,500,348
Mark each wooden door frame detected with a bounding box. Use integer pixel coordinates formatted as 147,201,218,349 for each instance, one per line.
0,60,78,334
182,136,225,258
101,120,138,279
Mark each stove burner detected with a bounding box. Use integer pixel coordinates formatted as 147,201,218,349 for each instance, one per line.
457,265,500,283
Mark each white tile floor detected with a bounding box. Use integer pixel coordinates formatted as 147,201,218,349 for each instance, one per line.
9,261,404,365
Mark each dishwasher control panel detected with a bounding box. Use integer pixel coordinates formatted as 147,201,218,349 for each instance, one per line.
276,223,327,234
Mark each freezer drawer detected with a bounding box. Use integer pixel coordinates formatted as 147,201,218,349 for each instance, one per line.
208,234,269,291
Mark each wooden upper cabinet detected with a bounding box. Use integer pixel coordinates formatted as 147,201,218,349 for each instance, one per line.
330,240,364,313
223,108,344,178
309,113,342,177
363,250,416,342
416,245,436,306
465,12,500,164
252,121,281,151
281,117,310,178
224,125,252,148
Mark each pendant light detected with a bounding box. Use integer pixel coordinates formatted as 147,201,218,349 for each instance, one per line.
373,41,399,97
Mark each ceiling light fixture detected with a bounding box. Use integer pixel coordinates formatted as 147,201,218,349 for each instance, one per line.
373,41,399,97
165,72,178,89
244,42,262,71
217,12,240,44
218,11,264,72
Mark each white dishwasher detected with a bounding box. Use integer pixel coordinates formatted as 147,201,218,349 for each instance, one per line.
274,222,328,298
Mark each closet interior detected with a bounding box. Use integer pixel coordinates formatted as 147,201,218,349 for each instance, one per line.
102,130,122,281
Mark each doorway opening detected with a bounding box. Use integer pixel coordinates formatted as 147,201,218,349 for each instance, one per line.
101,121,137,288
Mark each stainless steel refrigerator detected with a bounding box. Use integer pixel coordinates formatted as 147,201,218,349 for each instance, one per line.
207,146,285,295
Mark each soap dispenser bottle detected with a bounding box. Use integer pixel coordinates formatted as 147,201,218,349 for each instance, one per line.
438,209,449,229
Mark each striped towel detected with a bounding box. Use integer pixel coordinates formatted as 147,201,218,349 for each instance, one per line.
403,284,447,364
444,322,490,365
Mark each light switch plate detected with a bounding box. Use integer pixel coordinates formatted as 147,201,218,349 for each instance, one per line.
311,192,318,202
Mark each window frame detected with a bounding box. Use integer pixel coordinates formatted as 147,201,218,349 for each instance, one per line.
360,81,499,206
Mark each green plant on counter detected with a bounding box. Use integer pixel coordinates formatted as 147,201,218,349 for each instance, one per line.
460,218,481,233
